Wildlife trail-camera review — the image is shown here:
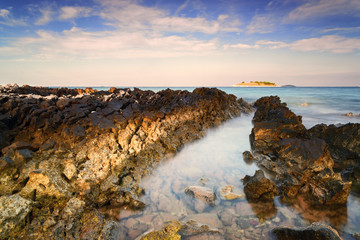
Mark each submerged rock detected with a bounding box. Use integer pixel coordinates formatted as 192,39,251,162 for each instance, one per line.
185,186,217,206
271,222,342,240
140,221,181,240
242,170,278,202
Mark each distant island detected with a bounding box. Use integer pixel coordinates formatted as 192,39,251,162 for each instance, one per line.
281,85,296,87
232,81,278,87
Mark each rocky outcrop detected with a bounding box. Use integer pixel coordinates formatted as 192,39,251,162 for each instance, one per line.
242,170,278,202
271,222,342,240
249,96,351,205
0,84,252,238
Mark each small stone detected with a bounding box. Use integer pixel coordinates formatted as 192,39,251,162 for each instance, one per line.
185,186,217,206
63,159,77,180
220,185,245,200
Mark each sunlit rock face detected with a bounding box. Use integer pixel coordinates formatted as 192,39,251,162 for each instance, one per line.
249,96,352,206
0,84,252,238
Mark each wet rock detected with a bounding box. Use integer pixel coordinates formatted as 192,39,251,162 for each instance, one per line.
271,222,342,240
242,170,278,202
0,194,32,238
219,185,244,200
185,186,217,206
308,123,360,168
180,220,221,238
243,150,254,163
250,96,352,205
1,141,38,155
140,221,181,240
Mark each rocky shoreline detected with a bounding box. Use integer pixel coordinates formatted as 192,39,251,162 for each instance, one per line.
0,85,359,239
0,84,252,239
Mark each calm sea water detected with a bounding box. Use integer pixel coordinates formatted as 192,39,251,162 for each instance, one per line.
91,87,359,239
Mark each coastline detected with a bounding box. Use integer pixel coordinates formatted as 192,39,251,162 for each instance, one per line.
0,84,359,239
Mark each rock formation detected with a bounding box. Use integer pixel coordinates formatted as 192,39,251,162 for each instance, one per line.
242,170,278,202
249,96,352,205
271,222,342,240
0,84,252,239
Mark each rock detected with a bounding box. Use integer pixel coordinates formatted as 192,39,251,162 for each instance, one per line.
180,220,221,237
1,141,38,155
271,222,343,240
243,150,254,163
249,96,352,206
219,185,244,200
0,194,32,239
242,170,278,202
185,186,217,206
140,221,181,240
308,123,360,168
0,85,252,238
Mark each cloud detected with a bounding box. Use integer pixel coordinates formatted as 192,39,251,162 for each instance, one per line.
286,0,360,22
246,14,276,34
59,6,92,20
230,35,360,53
35,8,53,25
97,0,241,34
223,43,259,50
0,8,26,26
289,35,360,53
1,27,218,60
321,27,360,34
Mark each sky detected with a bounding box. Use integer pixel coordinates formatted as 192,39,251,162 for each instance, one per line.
0,0,360,87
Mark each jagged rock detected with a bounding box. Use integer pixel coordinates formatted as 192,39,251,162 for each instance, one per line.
0,194,32,239
140,221,181,240
0,85,252,238
271,222,342,240
308,123,360,167
250,96,352,205
185,186,217,206
242,170,278,202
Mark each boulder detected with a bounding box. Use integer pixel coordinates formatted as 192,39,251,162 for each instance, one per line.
185,186,217,206
271,222,342,240
242,170,278,202
0,194,32,239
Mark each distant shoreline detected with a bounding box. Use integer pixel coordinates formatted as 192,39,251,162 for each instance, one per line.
232,82,278,87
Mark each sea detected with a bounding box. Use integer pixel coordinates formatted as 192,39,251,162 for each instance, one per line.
91,87,360,239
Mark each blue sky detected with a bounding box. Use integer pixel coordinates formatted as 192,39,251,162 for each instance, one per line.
1,0,360,86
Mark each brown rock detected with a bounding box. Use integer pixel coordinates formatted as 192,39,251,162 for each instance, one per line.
271,222,343,240
185,186,217,206
242,170,278,202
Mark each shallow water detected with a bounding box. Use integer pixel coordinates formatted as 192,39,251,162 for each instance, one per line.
114,114,360,239
89,86,360,239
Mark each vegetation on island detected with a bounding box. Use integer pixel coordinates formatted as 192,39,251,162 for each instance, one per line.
233,81,277,87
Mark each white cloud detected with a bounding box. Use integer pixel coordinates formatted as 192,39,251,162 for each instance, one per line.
97,0,241,34
321,27,360,33
35,8,53,25
247,14,276,34
0,8,26,26
290,35,360,53
229,35,360,53
286,0,360,22
2,27,218,60
59,6,91,20
256,40,288,49
223,43,259,50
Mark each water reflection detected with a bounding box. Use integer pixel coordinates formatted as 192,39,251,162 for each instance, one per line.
115,115,360,239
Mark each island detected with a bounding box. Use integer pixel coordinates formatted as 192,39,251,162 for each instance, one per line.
232,81,278,87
